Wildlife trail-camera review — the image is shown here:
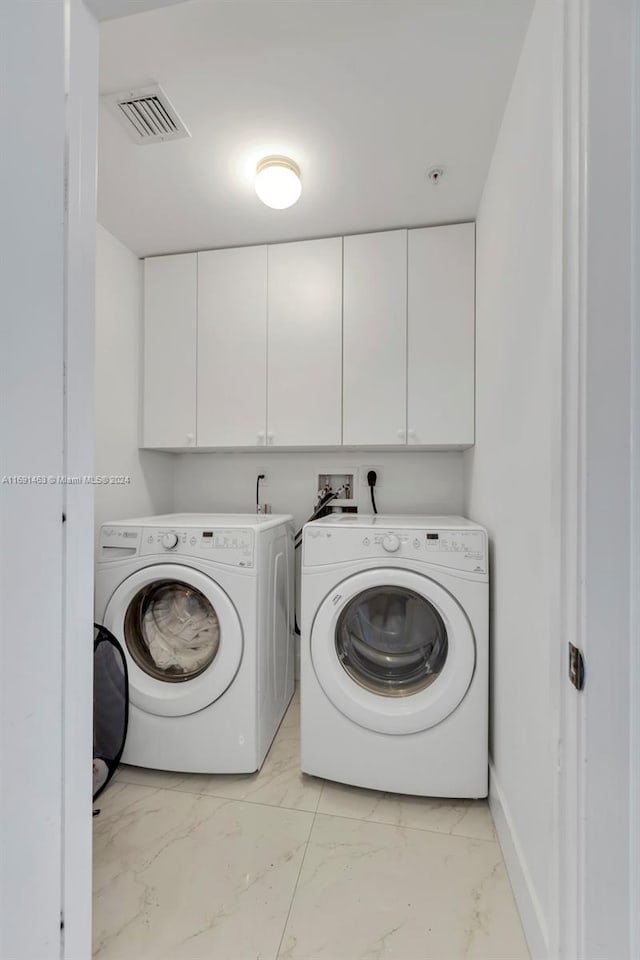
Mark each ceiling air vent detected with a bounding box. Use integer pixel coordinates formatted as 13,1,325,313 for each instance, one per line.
104,84,190,145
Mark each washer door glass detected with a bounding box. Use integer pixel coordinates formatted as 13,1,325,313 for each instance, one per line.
124,580,220,682
310,568,477,735
103,563,244,718
336,586,447,697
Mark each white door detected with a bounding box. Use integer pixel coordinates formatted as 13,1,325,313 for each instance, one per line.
103,565,244,717
197,246,267,446
267,237,342,446
407,224,475,446
311,568,475,734
558,1,639,957
343,230,407,445
142,253,197,448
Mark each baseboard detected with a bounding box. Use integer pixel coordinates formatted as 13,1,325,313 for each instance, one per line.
489,763,549,960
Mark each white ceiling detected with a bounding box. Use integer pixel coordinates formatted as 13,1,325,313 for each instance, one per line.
98,0,533,258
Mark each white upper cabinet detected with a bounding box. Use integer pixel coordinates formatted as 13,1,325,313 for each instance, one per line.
407,224,475,446
142,253,197,448
197,246,267,447
343,230,407,445
141,224,474,450
267,237,342,446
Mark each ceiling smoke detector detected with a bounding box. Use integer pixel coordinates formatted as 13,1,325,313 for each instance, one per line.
427,166,446,185
104,84,190,145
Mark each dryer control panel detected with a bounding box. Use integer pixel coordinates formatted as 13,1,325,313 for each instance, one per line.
303,525,487,575
99,525,255,567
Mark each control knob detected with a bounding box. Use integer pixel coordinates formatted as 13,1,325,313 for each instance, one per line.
161,532,179,549
382,533,400,553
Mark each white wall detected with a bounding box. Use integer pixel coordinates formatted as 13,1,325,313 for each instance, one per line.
95,224,173,541
464,1,561,956
173,450,465,526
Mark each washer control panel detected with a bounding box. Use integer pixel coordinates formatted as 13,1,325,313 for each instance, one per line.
304,526,487,575
99,525,255,567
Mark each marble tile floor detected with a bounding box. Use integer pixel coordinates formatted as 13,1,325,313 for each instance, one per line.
93,692,530,960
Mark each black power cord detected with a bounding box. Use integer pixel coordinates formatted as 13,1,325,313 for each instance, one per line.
367,470,378,514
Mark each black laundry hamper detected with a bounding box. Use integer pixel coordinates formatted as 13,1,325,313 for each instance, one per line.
93,623,129,800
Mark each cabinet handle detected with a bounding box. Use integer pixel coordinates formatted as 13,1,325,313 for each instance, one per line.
257,431,265,445
397,429,406,441
408,428,416,442
186,433,195,445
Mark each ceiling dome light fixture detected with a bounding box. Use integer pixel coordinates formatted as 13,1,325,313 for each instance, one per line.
255,156,302,209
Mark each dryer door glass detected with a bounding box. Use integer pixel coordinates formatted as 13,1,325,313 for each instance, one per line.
124,580,220,682
335,586,448,697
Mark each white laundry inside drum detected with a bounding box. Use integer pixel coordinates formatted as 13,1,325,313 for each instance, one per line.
125,581,220,682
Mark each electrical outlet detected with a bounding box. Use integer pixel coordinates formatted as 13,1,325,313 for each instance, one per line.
361,466,382,488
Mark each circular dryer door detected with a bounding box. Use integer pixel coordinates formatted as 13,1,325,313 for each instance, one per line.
310,568,475,735
103,564,243,717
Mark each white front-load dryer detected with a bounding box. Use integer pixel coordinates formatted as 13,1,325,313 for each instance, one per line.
300,515,488,798
95,513,295,774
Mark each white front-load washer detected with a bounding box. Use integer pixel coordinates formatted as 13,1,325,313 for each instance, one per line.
95,513,295,774
301,515,488,797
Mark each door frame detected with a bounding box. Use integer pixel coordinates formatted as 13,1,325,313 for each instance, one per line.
63,3,100,957
631,6,640,953
556,0,639,957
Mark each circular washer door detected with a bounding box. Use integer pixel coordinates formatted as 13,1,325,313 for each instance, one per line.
310,568,475,735
103,564,243,718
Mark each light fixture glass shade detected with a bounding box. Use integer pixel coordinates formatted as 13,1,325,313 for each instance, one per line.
255,156,302,209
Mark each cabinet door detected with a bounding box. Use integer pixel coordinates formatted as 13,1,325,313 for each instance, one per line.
197,246,267,447
267,238,342,446
142,254,197,448
407,224,475,446
343,230,407,445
